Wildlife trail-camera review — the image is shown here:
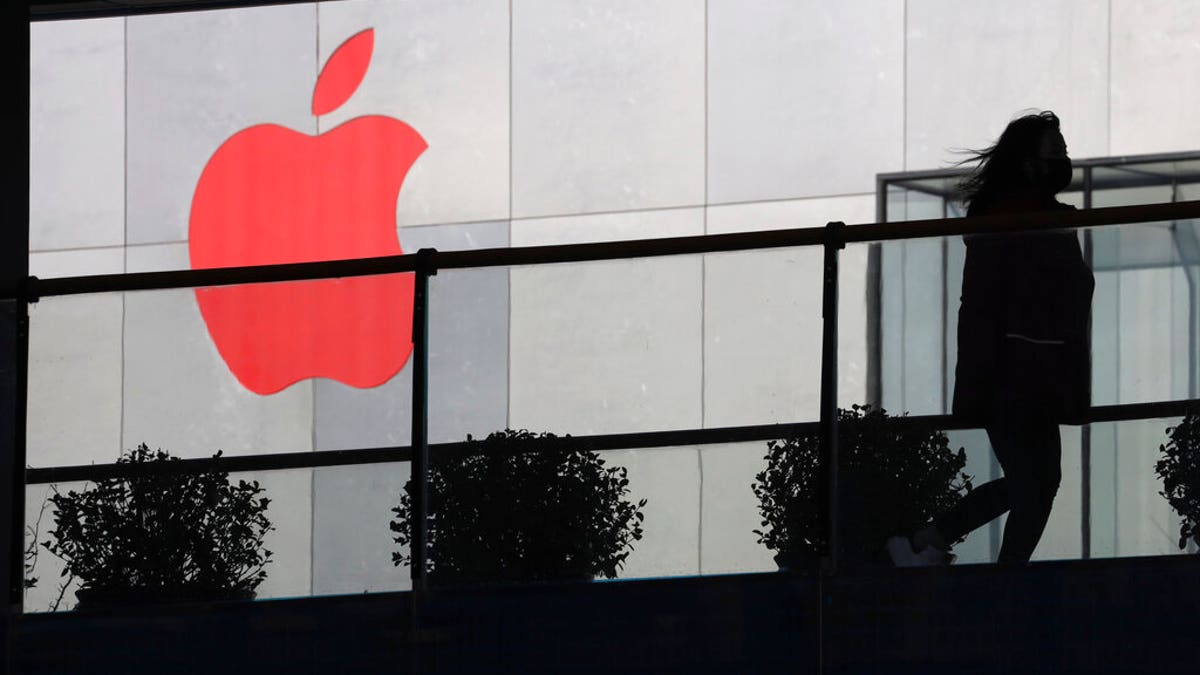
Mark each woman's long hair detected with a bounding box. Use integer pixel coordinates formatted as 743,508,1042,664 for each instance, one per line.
957,111,1061,214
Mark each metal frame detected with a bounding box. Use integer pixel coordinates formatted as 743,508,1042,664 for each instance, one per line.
409,249,435,590
878,150,1200,201
11,204,1200,478
819,222,845,573
22,396,1198,483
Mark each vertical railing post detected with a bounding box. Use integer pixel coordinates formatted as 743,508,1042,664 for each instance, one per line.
1081,167,1093,560
817,221,846,675
410,248,437,591
2,8,31,674
0,297,25,675
0,295,27,608
819,221,845,575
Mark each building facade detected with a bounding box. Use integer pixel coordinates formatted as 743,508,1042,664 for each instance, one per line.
24,1,1200,609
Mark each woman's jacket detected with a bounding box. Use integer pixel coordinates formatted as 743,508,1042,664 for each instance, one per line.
952,199,1095,424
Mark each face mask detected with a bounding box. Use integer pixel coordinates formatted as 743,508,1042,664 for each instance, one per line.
1040,157,1073,194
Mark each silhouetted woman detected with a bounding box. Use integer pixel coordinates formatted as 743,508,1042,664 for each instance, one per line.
889,111,1095,566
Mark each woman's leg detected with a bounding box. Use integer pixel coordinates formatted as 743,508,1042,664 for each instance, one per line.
990,413,1062,564
930,473,1010,544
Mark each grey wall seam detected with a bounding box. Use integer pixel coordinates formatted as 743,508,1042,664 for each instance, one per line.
120,15,128,464
697,0,708,577
506,0,513,432
902,0,908,171
1107,0,1113,156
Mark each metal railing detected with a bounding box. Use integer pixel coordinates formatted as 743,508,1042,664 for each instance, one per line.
9,199,1200,593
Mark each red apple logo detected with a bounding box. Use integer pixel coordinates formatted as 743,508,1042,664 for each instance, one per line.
189,28,426,395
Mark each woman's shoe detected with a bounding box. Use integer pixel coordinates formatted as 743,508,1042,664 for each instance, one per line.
887,536,928,566
887,536,955,567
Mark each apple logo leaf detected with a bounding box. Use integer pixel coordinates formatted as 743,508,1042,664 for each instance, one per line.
312,28,375,117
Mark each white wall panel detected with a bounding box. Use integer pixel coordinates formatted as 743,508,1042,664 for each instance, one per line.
1111,1,1200,154
705,196,873,427
246,469,313,600
509,208,703,434
512,0,705,217
28,248,123,280
699,442,776,575
706,193,877,235
312,463,410,595
906,0,1109,170
30,18,124,252
708,0,904,203
704,245,822,426
1030,426,1083,561
122,244,314,457
601,447,701,580
514,205,704,245
27,249,124,467
318,0,510,226
25,482,85,612
126,4,318,247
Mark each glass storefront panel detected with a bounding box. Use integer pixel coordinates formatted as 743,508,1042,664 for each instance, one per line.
26,272,417,467
507,255,703,435
313,461,412,596
703,247,828,428
1089,416,1193,559
27,408,1188,615
876,233,953,417
25,467,313,612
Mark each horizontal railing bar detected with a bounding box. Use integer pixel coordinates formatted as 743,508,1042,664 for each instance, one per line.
841,200,1200,245
29,0,317,21
875,150,1200,182
30,254,419,299
887,178,1120,201
18,200,1200,300
26,445,416,484
23,422,813,484
1088,398,1196,424
25,398,1196,485
433,226,826,270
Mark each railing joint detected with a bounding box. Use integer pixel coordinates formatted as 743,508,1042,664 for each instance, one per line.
414,247,439,277
25,276,40,304
824,220,847,251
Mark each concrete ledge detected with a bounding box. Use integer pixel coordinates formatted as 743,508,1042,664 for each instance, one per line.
12,555,1198,674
